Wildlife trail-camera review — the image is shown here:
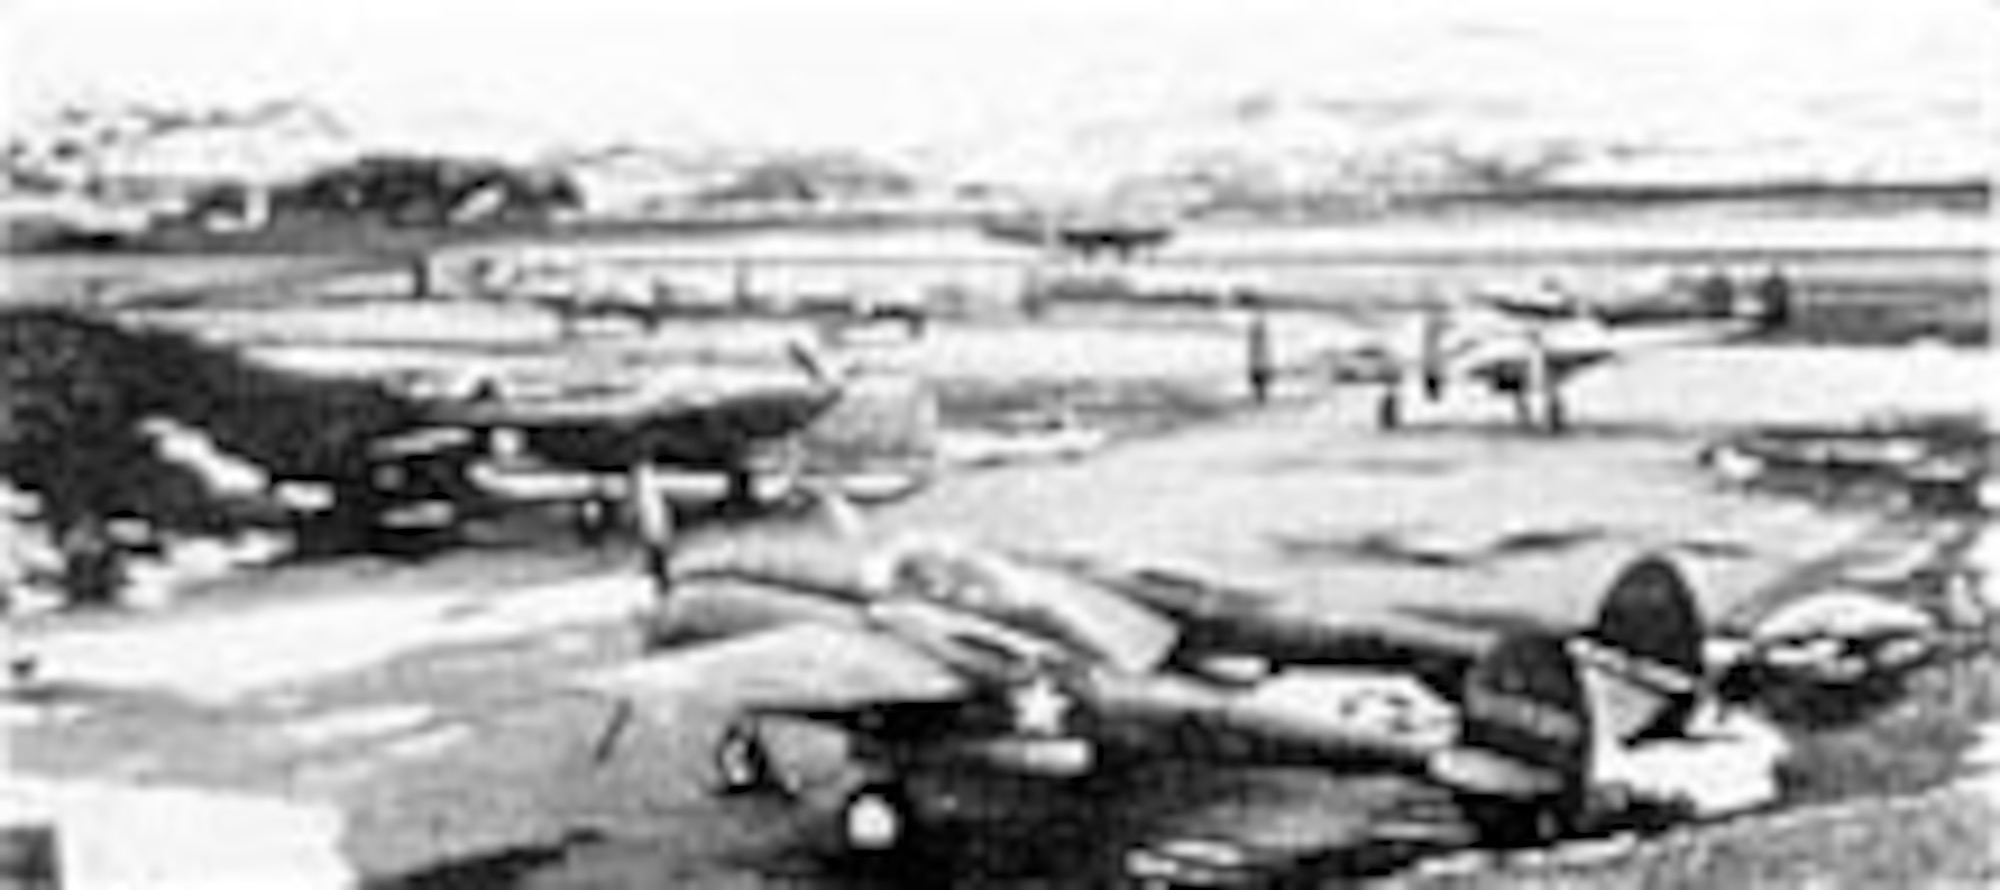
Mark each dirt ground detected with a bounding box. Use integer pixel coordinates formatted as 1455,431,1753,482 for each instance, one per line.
3,224,1993,888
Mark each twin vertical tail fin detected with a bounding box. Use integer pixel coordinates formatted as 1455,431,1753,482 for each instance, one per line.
1455,632,1593,801
1453,555,1707,803
1581,554,1705,743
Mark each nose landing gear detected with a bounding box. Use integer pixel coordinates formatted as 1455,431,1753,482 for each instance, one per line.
713,721,791,797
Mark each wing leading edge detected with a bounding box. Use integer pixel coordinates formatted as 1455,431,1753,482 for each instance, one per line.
575,622,970,718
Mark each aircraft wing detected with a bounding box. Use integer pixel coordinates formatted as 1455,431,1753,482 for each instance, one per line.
428,381,836,429
573,622,972,718
412,381,838,471
1459,317,1760,382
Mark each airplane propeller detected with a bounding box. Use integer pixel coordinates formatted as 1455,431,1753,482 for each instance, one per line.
784,336,865,390
784,338,831,385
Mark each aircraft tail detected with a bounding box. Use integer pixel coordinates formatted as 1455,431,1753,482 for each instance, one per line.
1439,556,1708,835
1578,554,1705,742
1452,632,1593,802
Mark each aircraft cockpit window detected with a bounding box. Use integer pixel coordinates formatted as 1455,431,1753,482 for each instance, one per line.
889,550,1003,611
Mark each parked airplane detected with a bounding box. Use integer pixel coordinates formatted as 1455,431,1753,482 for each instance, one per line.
316,343,870,557
465,257,930,339
982,213,1177,261
577,501,1710,857
977,190,1183,263
1330,274,1794,433
1698,411,1989,513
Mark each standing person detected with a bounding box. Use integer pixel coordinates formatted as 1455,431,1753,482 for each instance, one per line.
630,463,676,589
1245,298,1275,405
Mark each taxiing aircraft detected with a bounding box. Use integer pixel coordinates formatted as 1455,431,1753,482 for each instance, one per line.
577,500,1710,855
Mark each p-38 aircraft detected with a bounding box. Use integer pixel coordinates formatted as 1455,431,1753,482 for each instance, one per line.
1328,272,1795,433
310,341,934,560
577,497,1712,856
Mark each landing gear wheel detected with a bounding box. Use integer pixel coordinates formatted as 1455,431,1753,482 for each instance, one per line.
723,469,757,511
766,435,808,505
713,722,786,796
573,496,614,545
841,783,911,853
1538,387,1568,435
1376,389,1403,430
1510,389,1536,430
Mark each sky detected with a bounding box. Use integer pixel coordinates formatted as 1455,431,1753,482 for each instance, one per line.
4,0,1990,157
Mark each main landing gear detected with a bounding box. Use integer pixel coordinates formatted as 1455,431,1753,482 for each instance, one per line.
839,782,914,852
710,721,919,853
1509,382,1569,435
1376,385,1404,431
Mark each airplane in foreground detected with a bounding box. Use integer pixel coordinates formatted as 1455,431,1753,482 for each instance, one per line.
577,499,1712,860
1325,273,1795,433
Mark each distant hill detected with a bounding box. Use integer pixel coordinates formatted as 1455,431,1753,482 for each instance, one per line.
6,91,1983,245
942,90,1987,216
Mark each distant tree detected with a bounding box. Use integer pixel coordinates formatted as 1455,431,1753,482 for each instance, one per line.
278,155,581,226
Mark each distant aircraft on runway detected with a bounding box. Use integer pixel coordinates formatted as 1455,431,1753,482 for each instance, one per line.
977,188,1186,263
463,258,931,339
981,212,1177,262
1330,273,1795,433
576,503,1713,860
